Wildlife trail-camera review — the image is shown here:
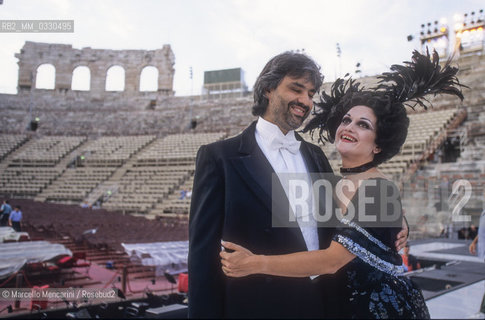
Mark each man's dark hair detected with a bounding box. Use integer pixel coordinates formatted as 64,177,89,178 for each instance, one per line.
252,51,323,116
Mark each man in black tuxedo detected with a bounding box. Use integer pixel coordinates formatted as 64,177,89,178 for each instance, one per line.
188,51,331,318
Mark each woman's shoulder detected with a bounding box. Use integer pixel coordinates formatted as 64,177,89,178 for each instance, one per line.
362,169,400,193
365,168,393,182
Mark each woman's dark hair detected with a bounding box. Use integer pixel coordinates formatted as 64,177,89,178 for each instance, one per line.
303,49,464,166
252,51,323,116
322,92,409,165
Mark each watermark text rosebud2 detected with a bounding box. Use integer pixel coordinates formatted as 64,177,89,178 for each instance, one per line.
272,173,402,228
0,288,118,301
449,179,472,222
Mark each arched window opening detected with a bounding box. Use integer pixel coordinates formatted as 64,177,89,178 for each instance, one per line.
139,66,159,92
35,64,55,89
105,65,125,91
71,66,91,91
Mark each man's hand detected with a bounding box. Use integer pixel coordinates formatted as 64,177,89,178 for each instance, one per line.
395,217,409,252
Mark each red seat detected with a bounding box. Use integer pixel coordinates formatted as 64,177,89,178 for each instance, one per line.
57,256,74,268
46,264,60,272
178,273,188,293
30,285,49,311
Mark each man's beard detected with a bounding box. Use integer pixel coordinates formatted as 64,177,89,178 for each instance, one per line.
268,96,310,132
284,101,309,130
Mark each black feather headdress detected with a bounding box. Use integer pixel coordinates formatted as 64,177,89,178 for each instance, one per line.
303,76,362,143
303,49,465,146
376,49,465,109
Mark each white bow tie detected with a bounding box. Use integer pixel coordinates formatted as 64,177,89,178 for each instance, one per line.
269,135,301,154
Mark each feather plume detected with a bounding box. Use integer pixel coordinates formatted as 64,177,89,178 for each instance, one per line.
303,76,362,144
376,49,465,109
303,49,465,147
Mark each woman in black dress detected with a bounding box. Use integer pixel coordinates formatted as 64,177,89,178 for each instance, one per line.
220,50,464,319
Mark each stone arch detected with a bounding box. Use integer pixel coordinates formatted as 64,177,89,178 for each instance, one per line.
35,63,56,89
71,65,91,91
16,42,175,95
139,66,159,92
105,65,125,91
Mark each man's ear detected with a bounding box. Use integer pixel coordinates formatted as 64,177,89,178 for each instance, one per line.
264,88,273,99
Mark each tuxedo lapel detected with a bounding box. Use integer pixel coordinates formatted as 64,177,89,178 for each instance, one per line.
296,132,321,173
229,122,303,232
229,122,274,213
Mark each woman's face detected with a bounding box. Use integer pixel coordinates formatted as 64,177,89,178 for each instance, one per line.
335,105,380,165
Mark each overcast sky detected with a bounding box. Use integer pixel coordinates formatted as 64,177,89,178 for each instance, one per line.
0,0,483,96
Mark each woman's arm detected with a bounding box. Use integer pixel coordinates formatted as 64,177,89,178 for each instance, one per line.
220,240,355,278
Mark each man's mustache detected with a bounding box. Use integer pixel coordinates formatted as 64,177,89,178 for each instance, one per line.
289,102,310,114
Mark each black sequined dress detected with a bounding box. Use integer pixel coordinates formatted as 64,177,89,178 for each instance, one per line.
324,178,430,319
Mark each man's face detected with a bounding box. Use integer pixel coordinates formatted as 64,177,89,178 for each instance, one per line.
263,75,316,134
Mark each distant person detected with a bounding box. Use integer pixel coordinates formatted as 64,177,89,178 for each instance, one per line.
185,188,192,199
459,226,476,240
469,208,485,318
439,176,450,210
81,201,90,208
179,189,186,200
9,205,22,232
0,200,12,226
401,243,421,271
469,224,478,240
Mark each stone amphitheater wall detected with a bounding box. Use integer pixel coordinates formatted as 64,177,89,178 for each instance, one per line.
15,41,175,96
1,42,485,138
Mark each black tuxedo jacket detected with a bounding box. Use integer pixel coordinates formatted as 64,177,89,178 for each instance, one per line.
188,121,334,318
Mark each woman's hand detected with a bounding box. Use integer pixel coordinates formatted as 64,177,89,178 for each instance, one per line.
395,217,409,252
220,241,261,277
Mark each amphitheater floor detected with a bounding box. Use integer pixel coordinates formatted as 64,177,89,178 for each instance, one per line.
409,238,485,319
1,237,484,318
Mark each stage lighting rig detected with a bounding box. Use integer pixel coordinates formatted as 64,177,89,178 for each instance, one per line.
454,9,484,55
419,19,449,58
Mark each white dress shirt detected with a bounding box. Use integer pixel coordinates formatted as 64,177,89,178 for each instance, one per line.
255,117,319,252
